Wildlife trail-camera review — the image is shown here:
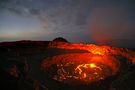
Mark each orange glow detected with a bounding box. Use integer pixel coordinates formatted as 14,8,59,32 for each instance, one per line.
41,53,120,84
75,63,106,81
41,42,135,85
48,42,135,63
89,46,106,55
48,42,110,55
82,73,87,78
90,63,97,68
75,63,101,74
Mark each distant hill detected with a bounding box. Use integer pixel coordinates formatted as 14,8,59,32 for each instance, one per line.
0,40,50,47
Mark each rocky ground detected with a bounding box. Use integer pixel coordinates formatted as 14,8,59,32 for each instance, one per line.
0,39,135,90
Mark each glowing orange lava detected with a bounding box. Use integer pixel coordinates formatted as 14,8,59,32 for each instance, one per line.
75,63,100,74
41,42,135,85
41,53,118,84
74,63,111,82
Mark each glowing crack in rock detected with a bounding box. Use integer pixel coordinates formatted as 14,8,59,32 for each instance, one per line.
74,63,109,82
75,63,101,75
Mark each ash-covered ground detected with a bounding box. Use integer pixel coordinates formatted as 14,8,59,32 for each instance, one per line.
0,39,135,90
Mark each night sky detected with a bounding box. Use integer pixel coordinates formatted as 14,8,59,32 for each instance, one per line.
0,0,135,48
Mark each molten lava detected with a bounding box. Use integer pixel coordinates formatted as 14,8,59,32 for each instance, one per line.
75,63,111,82
41,54,119,84
75,63,101,75
41,42,135,85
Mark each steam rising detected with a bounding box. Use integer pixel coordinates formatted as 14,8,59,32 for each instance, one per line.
89,2,135,47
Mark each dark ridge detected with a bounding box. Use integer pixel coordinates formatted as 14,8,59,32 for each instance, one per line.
0,40,50,48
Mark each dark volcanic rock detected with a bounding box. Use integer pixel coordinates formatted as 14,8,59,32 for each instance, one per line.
52,37,68,42
1,40,135,90
0,67,19,90
110,65,135,90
